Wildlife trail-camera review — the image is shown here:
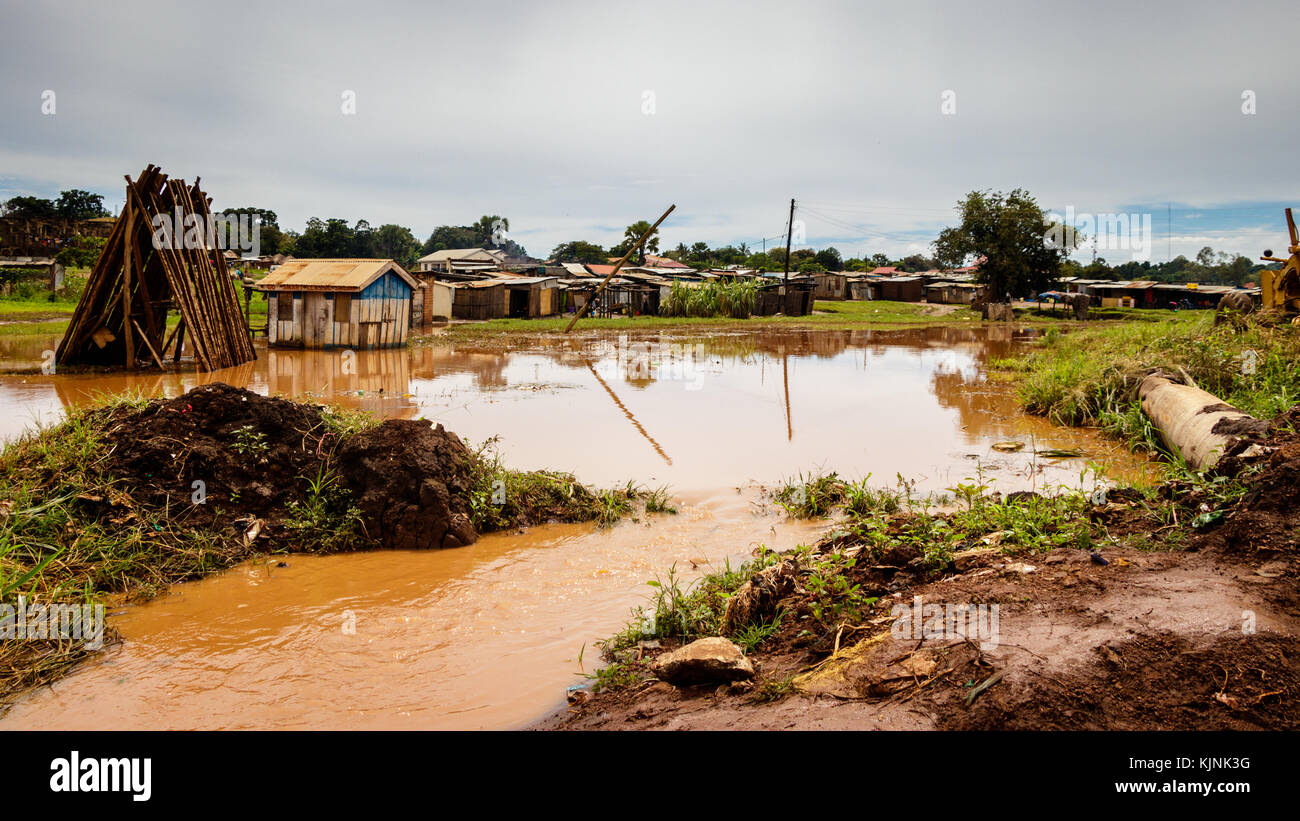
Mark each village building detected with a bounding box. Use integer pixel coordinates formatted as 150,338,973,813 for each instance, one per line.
258,258,418,349
925,281,985,304
416,247,507,274
642,254,694,271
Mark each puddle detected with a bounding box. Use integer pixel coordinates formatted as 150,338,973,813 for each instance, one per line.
0,324,1155,729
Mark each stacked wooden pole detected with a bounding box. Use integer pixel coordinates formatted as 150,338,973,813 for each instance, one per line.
56,165,257,372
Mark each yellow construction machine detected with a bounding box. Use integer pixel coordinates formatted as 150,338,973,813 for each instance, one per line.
1260,207,1300,313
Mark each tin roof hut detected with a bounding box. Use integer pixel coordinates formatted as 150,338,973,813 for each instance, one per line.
258,258,417,348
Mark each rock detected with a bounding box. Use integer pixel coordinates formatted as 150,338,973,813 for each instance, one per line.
566,686,590,705
653,637,755,686
953,546,999,571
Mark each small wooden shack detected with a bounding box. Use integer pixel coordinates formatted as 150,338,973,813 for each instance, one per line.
258,258,417,349
452,280,506,319
925,281,984,305
498,275,561,318
811,271,847,299
879,276,926,302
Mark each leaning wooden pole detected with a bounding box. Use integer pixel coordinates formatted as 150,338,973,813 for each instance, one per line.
563,204,675,334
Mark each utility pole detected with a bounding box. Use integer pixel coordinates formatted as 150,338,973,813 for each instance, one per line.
783,198,795,287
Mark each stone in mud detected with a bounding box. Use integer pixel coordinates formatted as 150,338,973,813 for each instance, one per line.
653,637,755,686
336,418,479,550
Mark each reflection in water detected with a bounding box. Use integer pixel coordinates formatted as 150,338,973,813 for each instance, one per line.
583,359,672,466
0,325,1152,492
0,325,1158,730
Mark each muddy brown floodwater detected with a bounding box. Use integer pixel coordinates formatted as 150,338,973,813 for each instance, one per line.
0,324,1155,729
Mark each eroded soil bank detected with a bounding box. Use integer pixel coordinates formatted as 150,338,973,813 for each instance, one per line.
546,406,1300,730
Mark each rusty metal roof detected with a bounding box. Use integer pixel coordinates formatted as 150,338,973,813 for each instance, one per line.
257,258,416,292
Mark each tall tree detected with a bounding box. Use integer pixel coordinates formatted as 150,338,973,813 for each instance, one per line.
933,189,1076,301
55,189,110,220
220,206,283,255
815,247,843,271
373,224,421,268
2,195,58,219
614,220,661,262
550,241,608,264
421,225,479,255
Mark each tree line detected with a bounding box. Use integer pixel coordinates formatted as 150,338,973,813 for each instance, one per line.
8,188,1272,293
2,190,111,221
211,211,527,270
549,220,941,274
932,188,1275,300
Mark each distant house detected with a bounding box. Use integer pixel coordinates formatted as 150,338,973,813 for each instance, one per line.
259,258,417,349
451,279,506,319
493,273,561,318
811,271,847,299
925,281,985,305
868,266,902,277
643,255,694,271
879,276,926,302
416,247,506,274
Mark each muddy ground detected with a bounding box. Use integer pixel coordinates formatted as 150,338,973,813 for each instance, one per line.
545,411,1300,731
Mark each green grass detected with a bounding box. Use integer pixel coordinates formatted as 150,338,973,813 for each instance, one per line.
465,438,657,531
772,470,929,520
1014,313,1300,427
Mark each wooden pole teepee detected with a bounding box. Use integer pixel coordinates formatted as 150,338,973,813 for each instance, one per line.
56,164,257,372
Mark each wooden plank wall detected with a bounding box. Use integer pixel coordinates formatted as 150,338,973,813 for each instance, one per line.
267,271,411,348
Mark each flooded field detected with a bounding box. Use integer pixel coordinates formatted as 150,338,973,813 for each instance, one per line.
0,325,1155,729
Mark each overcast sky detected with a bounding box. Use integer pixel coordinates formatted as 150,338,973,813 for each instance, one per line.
2,0,1297,263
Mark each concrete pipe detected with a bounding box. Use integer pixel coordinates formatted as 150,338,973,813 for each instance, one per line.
1138,374,1266,470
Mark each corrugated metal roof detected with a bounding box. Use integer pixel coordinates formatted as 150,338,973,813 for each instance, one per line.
490,275,558,286
643,254,693,269
417,248,505,263
258,258,416,291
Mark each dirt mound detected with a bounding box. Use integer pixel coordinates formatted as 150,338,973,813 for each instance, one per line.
93,383,480,551
99,383,328,524
336,419,478,550
1200,404,1300,562
947,632,1300,730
